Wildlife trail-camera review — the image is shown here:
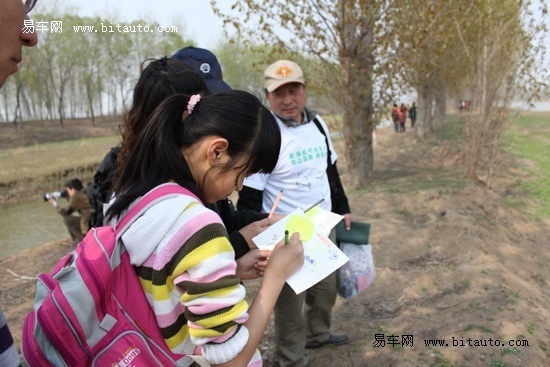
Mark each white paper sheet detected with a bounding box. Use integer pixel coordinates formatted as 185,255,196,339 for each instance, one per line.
252,209,349,294
286,231,349,294
305,206,344,236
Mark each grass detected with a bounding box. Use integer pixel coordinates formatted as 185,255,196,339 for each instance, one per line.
527,322,536,337
0,135,119,183
501,112,550,217
430,111,549,219
463,324,494,333
432,115,465,142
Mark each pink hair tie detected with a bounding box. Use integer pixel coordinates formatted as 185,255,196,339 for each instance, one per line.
187,94,201,115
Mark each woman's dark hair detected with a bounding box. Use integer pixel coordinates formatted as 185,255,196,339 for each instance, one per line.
116,57,209,183
107,91,281,220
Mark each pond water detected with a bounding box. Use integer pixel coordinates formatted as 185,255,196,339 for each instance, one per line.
0,199,68,259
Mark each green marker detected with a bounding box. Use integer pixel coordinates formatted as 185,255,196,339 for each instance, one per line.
284,230,289,245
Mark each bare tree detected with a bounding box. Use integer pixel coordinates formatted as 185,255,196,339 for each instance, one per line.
389,0,471,138
0,8,193,125
456,0,547,185
212,0,402,188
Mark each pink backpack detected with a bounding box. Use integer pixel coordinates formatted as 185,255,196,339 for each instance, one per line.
21,183,209,367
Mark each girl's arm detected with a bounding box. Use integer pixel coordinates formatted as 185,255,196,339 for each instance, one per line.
212,233,304,367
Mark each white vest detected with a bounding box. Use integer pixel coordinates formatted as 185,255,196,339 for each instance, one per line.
243,113,337,214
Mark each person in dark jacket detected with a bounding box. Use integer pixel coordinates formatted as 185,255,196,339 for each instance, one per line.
238,59,352,367
409,102,417,127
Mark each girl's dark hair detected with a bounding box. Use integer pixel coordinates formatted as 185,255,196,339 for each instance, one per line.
107,91,281,220
116,57,209,184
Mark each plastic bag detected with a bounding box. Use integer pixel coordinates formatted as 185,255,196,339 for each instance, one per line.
337,243,376,299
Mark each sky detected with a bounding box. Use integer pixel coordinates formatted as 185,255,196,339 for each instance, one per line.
52,0,549,63
57,0,233,49
35,0,549,106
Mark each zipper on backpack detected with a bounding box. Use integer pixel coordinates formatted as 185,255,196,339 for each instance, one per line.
22,313,55,367
80,242,109,315
51,291,93,358
36,301,82,366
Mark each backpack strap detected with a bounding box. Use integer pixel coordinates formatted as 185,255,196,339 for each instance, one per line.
312,116,332,167
115,183,199,238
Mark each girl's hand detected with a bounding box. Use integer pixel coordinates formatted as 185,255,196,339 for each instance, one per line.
264,232,304,280
253,257,269,277
239,214,285,249
236,249,271,280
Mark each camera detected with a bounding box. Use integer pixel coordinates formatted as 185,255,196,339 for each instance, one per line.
43,190,68,201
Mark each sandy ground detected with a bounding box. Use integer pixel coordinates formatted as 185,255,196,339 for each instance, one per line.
1,123,548,367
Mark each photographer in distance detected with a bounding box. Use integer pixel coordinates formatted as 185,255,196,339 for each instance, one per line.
47,178,94,246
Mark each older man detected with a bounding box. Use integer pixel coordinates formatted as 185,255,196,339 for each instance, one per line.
238,60,352,367
0,1,37,365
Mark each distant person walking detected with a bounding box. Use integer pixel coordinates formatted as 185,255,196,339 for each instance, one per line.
399,103,408,132
409,102,417,128
391,103,400,133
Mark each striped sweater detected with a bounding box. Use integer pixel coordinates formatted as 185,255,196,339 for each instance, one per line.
0,306,20,367
120,188,261,366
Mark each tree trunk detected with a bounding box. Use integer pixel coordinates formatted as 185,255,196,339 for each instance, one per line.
340,64,374,188
425,92,434,133
464,114,480,180
85,79,96,126
338,0,376,188
434,89,447,126
416,84,431,139
12,80,23,131
13,97,20,132
58,93,64,128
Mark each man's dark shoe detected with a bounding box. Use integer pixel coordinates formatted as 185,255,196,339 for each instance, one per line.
305,333,350,349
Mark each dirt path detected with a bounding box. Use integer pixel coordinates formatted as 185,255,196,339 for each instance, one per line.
1,124,548,367
296,126,549,367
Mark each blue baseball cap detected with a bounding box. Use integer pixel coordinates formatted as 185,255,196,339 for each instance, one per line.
171,46,231,94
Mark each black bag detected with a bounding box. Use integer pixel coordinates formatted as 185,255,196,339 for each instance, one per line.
89,147,119,227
